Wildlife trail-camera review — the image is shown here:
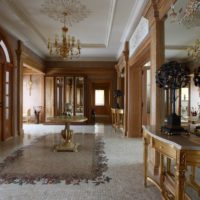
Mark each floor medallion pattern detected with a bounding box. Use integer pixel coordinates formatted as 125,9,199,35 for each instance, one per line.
0,133,111,185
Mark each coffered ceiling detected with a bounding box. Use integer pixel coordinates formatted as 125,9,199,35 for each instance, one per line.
0,0,148,61
0,0,199,62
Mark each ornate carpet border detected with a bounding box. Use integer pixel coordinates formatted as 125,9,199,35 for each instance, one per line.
0,135,111,185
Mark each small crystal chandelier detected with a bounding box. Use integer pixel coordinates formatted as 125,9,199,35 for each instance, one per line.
169,0,200,29
48,12,81,59
187,39,200,62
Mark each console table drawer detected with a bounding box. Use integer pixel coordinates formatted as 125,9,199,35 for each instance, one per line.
152,139,176,159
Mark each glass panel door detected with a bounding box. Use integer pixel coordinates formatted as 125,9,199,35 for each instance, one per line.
64,77,74,116
44,76,85,120
3,65,12,140
75,77,84,116
55,77,64,116
45,77,54,121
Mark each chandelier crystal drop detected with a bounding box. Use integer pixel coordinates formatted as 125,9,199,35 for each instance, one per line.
187,39,200,63
47,12,81,59
169,0,200,29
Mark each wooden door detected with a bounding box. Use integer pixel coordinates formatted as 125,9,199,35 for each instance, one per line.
0,48,3,140
3,64,12,140
0,48,13,141
92,83,111,123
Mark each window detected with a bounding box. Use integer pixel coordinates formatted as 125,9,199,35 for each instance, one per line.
0,40,10,63
95,90,105,106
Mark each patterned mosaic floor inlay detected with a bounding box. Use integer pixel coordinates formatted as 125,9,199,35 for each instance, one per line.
0,133,110,185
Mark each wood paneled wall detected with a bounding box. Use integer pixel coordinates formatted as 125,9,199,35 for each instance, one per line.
45,61,117,123
127,36,150,137
0,25,45,139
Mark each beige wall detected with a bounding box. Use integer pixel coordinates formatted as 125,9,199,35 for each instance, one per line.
23,75,44,122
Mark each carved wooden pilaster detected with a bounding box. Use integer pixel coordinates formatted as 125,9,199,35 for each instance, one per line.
144,0,166,127
175,151,186,200
15,40,24,135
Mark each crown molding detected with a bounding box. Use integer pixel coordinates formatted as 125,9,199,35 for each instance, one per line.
45,56,117,62
105,0,116,47
117,0,148,59
165,45,191,50
5,0,46,44
81,43,106,48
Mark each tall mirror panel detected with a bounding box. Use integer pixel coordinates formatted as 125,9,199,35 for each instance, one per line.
45,77,54,121
65,77,74,116
75,77,84,116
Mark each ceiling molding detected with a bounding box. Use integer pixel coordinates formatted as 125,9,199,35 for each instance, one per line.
104,0,116,47
165,45,191,50
81,43,106,48
5,0,46,44
80,0,118,52
23,63,45,74
5,0,116,54
0,12,45,58
45,56,117,62
117,0,148,59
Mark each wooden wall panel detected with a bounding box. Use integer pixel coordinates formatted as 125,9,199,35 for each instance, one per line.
127,37,150,137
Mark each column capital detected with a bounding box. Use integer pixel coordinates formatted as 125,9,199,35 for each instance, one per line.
143,0,177,27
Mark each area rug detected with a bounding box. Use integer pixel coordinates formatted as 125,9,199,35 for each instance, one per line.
0,133,111,185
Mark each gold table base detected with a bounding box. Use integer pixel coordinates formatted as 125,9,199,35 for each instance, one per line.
55,127,79,152
54,141,79,152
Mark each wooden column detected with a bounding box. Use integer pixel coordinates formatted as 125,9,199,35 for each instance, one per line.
15,40,24,135
123,42,129,136
127,65,142,137
143,0,177,175
149,18,165,127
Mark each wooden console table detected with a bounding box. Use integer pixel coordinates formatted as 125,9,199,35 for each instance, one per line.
143,125,200,200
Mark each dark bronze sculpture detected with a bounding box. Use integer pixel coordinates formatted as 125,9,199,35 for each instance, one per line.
156,61,190,134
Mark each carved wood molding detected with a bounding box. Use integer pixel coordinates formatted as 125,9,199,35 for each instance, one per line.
143,0,177,27
22,52,45,73
129,34,150,67
116,41,129,76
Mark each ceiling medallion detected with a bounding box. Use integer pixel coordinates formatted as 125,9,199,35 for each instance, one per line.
41,0,90,26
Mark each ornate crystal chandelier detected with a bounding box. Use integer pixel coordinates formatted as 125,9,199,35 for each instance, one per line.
187,39,200,62
169,0,200,29
48,12,81,58
41,0,90,59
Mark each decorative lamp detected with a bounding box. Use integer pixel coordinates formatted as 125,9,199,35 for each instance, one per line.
47,12,81,59
113,90,123,109
41,0,90,59
156,61,190,135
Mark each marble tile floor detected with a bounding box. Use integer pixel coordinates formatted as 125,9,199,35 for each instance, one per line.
0,124,162,200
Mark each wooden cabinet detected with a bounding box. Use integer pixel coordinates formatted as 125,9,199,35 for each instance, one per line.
45,76,86,121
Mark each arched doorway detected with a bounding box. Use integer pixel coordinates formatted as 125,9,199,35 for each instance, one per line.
0,37,13,141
